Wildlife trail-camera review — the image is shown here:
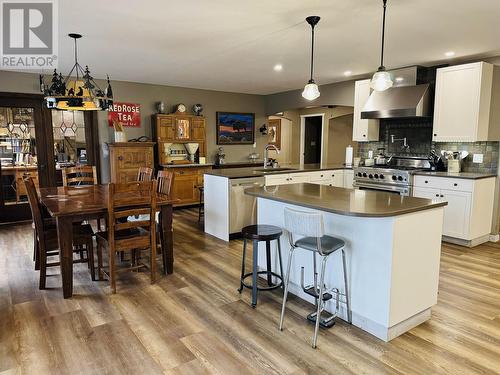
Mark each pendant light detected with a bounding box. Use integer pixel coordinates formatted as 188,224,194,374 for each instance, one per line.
302,16,321,101
370,0,393,91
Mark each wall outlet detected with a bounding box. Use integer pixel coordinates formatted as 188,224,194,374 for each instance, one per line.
473,154,484,163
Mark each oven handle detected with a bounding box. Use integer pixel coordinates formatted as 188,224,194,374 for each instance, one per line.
353,181,410,193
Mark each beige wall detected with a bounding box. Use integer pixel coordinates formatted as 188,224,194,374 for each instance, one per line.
327,114,357,165
0,70,268,181
268,116,292,165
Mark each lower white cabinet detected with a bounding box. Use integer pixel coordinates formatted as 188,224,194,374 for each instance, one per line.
265,169,353,188
413,175,495,245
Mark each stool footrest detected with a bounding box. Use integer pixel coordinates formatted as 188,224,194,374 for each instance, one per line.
303,285,333,302
307,311,336,329
240,271,283,291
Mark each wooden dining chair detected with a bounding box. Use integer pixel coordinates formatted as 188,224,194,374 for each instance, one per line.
96,180,157,293
157,170,174,197
62,165,98,186
137,166,153,182
24,177,96,288
62,165,103,231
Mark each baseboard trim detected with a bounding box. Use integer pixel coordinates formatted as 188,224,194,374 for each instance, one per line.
489,234,500,243
442,234,491,247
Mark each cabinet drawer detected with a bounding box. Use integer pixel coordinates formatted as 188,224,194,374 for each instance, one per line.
414,175,474,192
172,168,198,176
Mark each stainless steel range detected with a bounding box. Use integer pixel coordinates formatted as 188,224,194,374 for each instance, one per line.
353,156,432,196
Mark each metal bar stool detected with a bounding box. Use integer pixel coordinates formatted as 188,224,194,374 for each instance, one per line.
278,207,351,349
239,225,284,308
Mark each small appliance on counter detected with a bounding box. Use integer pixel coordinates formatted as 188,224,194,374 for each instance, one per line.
345,145,353,167
185,143,199,163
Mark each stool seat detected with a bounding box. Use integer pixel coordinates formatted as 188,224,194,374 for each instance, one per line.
242,224,282,241
295,235,345,254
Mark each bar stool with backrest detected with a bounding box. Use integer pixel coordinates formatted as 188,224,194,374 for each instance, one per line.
96,180,157,293
239,224,284,308
279,207,351,349
24,177,96,286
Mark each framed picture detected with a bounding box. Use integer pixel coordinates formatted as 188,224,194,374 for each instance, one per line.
268,118,281,149
216,112,255,145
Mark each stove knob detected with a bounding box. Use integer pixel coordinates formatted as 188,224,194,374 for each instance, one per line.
379,174,385,179
398,176,403,181
374,173,379,179
357,172,362,177
392,175,397,181
363,173,367,177
368,174,373,179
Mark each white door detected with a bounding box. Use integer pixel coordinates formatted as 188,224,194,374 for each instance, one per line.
353,79,379,142
413,187,441,200
265,174,290,186
441,190,472,239
288,174,310,184
433,63,484,142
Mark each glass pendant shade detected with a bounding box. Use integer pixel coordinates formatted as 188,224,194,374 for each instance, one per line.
370,69,393,91
302,80,320,100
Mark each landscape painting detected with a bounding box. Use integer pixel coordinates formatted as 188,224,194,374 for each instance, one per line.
216,112,255,145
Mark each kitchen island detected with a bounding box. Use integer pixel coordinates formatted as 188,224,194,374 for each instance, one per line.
245,183,447,341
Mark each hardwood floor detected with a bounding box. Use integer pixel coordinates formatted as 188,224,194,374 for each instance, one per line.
1,209,500,374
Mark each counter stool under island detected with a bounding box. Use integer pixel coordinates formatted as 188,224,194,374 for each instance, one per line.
239,224,284,308
279,207,351,349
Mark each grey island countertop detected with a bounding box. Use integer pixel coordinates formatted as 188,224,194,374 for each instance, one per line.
245,183,447,217
205,164,352,179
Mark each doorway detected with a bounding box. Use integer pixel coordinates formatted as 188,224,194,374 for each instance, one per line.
300,114,324,165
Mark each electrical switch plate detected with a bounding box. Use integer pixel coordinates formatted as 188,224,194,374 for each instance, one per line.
473,154,483,163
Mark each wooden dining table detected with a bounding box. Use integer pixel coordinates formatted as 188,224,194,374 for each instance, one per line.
38,184,175,298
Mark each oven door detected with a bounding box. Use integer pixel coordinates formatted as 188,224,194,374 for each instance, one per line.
353,181,411,196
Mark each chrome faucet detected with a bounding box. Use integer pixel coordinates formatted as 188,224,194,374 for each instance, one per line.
390,134,410,151
263,144,280,168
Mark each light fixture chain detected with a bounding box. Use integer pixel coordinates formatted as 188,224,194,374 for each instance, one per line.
380,0,388,69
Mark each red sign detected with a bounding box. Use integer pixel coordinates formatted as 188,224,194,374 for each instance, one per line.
108,102,141,127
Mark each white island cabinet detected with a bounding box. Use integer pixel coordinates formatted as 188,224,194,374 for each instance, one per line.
413,175,495,246
245,183,446,342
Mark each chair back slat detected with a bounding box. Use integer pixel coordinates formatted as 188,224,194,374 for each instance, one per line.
157,170,174,197
24,177,46,244
107,181,157,250
283,207,325,239
137,167,153,182
62,166,98,186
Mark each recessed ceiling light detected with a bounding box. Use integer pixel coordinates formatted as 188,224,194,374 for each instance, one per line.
395,77,404,82
273,64,283,72
444,51,455,57
343,70,352,77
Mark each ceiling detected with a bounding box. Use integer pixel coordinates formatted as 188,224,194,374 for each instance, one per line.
52,0,500,95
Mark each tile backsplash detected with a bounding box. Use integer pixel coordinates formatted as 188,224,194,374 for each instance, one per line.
356,119,498,174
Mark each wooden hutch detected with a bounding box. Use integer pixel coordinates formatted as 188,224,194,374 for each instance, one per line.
152,114,211,206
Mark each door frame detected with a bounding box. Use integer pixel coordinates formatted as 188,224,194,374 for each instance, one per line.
300,113,325,165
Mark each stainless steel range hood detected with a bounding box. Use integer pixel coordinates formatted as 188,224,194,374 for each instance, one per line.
361,84,431,119
360,66,435,119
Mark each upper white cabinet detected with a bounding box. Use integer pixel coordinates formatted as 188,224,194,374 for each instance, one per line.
433,62,494,142
353,79,379,142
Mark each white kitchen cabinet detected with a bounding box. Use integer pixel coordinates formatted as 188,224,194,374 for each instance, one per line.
353,79,379,142
413,175,495,246
343,170,354,188
433,62,494,142
265,174,294,186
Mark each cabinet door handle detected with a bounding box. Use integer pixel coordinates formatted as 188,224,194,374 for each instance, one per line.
179,170,184,174
435,194,439,197
118,156,123,161
332,174,335,177
440,194,444,198
320,174,324,178
433,133,437,137
362,134,366,137
425,180,428,183
453,183,458,186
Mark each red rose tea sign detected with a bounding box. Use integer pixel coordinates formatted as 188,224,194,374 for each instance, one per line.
108,102,141,127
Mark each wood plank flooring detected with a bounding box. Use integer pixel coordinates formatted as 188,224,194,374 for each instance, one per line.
1,208,500,374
